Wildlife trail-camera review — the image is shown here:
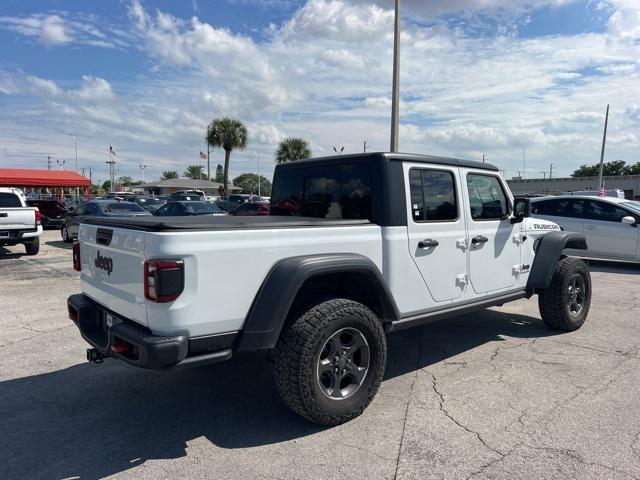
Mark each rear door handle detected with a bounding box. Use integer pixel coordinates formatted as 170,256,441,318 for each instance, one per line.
418,239,439,249
471,235,489,245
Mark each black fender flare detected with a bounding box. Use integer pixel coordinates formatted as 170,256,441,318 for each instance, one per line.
237,253,400,351
527,231,588,289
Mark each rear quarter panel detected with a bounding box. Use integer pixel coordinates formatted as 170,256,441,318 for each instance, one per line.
144,225,383,336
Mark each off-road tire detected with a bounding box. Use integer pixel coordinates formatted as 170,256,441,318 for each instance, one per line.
273,298,387,426
538,256,591,331
24,237,40,256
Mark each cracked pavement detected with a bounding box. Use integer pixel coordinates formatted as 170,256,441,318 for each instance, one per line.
2,230,640,480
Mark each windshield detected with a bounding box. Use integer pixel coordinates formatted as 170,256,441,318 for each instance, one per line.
0,192,21,207
621,202,640,215
184,202,223,214
102,202,146,213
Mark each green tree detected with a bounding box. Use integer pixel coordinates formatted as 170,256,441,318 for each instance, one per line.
206,118,249,195
572,160,629,177
183,165,204,180
215,164,224,183
101,180,111,192
161,170,179,180
627,162,640,175
232,173,272,196
117,176,133,187
275,137,312,164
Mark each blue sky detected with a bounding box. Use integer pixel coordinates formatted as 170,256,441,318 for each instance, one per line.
0,0,638,184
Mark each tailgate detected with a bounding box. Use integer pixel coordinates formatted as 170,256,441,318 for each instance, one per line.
0,208,36,230
79,223,148,326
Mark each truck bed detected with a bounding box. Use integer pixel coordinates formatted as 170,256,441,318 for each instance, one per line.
83,215,372,231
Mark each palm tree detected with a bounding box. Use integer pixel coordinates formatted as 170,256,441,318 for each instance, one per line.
275,137,312,164
183,165,204,180
206,118,248,195
161,170,179,180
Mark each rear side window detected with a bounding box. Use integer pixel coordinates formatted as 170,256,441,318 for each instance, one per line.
466,174,509,220
409,169,457,222
532,199,586,218
271,163,372,220
0,193,21,208
103,202,146,212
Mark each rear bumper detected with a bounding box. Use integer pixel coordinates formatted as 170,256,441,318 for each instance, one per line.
67,294,235,370
0,227,41,245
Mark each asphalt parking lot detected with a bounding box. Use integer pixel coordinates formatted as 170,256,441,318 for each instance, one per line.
2,229,640,480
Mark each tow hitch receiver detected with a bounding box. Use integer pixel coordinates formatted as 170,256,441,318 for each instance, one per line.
87,348,108,364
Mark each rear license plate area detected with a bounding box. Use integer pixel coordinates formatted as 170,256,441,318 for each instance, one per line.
0,231,9,238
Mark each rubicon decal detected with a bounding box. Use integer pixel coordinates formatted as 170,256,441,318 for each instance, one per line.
95,251,113,275
533,224,560,230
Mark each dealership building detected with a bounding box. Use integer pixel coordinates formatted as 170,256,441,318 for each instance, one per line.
507,175,640,199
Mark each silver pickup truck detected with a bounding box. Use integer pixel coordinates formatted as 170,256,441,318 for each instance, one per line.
0,187,42,255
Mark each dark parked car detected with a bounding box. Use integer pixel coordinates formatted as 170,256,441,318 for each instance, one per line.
26,199,66,228
123,195,166,212
154,201,226,217
61,200,152,242
232,201,270,216
216,194,264,212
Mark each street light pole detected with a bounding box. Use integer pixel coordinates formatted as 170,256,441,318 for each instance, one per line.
69,134,78,197
390,0,400,153
139,164,147,183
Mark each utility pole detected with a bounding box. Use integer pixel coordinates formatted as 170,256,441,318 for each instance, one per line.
549,163,554,179
482,154,487,163
69,134,78,197
540,171,547,179
523,147,526,180
390,0,400,153
364,141,368,153
47,155,52,171
206,124,212,181
597,104,609,190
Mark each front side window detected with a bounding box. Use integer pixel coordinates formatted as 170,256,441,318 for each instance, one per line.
271,163,372,220
409,169,457,222
466,174,509,220
585,200,632,222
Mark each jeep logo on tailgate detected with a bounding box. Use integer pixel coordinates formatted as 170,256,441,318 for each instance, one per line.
95,251,113,275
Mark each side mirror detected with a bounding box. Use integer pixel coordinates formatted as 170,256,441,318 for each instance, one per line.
512,197,531,223
622,216,637,227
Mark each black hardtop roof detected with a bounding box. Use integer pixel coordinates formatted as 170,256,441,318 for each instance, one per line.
275,151,499,172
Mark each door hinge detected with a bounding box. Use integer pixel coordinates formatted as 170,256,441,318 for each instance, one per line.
512,234,524,244
456,238,469,250
456,273,469,286
512,264,530,275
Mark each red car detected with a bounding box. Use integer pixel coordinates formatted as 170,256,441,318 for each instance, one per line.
233,201,270,216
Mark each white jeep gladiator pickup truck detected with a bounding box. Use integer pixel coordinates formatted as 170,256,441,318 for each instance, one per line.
68,152,591,425
0,187,42,255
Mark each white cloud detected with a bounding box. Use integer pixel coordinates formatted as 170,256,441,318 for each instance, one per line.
40,15,71,44
0,0,638,181
607,0,640,41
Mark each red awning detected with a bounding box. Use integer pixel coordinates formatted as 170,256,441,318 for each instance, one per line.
0,169,90,187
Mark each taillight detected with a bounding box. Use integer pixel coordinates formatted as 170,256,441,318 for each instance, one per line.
35,209,42,226
144,259,184,303
72,242,81,271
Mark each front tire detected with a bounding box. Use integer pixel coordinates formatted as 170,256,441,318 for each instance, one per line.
24,237,40,256
538,257,591,331
273,298,387,426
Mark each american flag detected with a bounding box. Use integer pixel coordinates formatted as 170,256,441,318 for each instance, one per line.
109,145,116,156
200,151,207,160
598,188,607,197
